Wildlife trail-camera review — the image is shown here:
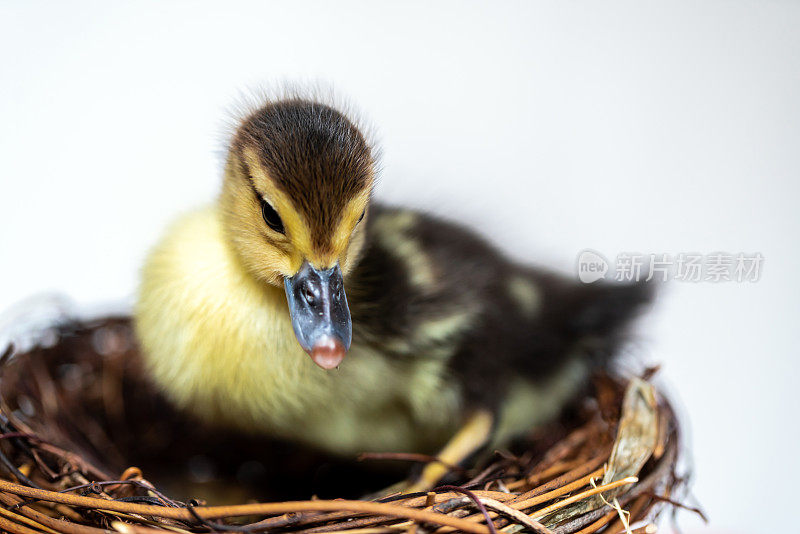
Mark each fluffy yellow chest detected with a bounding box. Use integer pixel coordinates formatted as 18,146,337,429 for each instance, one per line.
134,207,461,455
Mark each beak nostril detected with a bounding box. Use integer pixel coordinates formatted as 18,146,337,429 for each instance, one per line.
302,285,316,305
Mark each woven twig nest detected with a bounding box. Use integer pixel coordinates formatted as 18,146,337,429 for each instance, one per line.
0,314,688,534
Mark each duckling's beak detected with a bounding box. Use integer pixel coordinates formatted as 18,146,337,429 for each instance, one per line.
284,261,352,369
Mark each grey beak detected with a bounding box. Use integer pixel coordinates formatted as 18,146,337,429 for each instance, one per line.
284,261,352,369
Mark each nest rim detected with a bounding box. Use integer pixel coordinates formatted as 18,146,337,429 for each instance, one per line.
0,314,690,534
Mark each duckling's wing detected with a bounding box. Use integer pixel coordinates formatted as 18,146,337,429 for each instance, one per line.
348,203,653,423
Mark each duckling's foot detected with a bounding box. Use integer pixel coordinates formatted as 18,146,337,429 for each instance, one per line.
365,410,496,499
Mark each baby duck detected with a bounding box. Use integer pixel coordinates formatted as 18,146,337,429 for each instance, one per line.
135,94,651,491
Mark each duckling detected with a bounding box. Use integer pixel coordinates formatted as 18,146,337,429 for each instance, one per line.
134,94,652,492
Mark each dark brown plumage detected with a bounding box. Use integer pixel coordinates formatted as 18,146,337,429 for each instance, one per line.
232,99,375,253
347,204,652,413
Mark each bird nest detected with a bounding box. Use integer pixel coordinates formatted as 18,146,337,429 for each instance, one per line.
0,315,693,534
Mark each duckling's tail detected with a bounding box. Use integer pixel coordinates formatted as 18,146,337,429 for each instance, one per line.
546,277,655,369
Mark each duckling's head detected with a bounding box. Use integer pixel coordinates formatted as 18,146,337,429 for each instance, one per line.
220,98,376,369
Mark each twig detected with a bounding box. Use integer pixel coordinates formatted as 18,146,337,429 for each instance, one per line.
0,505,61,534
640,492,706,523
0,481,494,534
514,455,607,502
0,492,109,534
530,477,638,520
453,497,555,534
435,486,498,534
0,513,43,534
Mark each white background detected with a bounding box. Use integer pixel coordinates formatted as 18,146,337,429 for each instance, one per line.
1,2,797,532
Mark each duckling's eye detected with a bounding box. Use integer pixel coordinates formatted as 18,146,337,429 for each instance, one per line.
357,210,365,224
260,200,285,234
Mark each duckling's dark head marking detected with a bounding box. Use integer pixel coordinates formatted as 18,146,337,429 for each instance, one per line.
220,97,376,369
238,100,373,238
222,98,376,280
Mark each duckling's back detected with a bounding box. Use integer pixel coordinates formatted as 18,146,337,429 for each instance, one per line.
347,204,653,445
